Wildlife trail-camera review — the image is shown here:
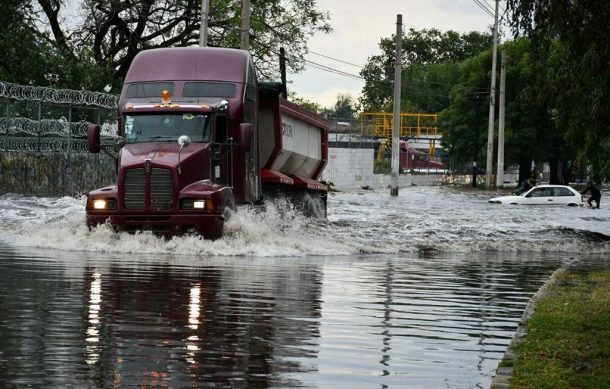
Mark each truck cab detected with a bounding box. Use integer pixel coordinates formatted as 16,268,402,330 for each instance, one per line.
86,47,327,239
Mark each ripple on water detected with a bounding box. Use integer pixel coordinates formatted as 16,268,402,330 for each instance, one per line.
1,188,610,256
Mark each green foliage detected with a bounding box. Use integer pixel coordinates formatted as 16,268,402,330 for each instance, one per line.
289,94,324,115
374,160,391,174
2,0,330,91
31,0,330,86
359,28,492,111
507,0,610,180
438,47,495,167
0,1,118,90
440,37,574,180
291,93,359,119
402,62,461,113
332,94,358,120
0,0,49,85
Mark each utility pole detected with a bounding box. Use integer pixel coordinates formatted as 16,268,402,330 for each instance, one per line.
390,14,403,197
485,0,499,188
199,0,208,47
496,50,507,188
240,0,251,50
279,47,287,98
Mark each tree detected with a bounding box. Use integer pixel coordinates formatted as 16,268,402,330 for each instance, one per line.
32,0,331,88
507,0,610,181
359,28,492,112
400,61,461,113
289,94,323,115
0,1,110,89
0,0,52,84
440,37,570,184
439,51,491,171
332,94,357,120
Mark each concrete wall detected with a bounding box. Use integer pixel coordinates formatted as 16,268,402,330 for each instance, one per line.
0,147,520,196
0,152,116,196
321,147,453,190
321,147,519,191
321,148,376,190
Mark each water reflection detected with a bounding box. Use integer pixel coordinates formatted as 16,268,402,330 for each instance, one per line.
85,271,102,365
1,246,603,388
186,283,201,364
49,253,323,388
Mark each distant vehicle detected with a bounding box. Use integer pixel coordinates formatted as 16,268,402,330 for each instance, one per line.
399,141,446,170
488,185,585,206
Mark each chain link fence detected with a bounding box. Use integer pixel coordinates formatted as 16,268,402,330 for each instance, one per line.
0,81,118,152
0,82,120,195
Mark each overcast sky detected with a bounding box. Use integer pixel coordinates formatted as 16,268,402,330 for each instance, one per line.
289,0,509,108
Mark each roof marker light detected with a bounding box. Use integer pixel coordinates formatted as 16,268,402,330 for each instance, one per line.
162,89,171,104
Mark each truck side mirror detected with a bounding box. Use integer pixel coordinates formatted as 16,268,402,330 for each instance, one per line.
87,124,101,153
178,135,191,147
239,123,252,152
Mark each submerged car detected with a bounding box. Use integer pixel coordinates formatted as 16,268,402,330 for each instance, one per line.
488,185,585,206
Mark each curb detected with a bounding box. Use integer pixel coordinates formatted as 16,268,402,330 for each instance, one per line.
490,267,566,389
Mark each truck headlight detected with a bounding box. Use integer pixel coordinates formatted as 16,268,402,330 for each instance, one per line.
89,198,117,210
181,199,214,210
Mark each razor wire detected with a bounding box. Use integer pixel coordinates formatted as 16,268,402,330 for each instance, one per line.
0,117,89,137
0,117,118,152
0,117,117,137
0,81,118,109
1,81,119,152
0,134,118,153
0,136,90,152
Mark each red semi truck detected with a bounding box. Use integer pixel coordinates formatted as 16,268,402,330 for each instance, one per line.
86,47,328,239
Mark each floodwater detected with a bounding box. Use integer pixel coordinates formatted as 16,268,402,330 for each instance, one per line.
1,186,609,388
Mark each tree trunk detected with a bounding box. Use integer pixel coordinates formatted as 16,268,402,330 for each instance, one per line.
548,159,559,184
518,158,532,185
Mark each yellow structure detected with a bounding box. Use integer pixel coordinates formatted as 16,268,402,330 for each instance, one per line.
360,112,440,158
360,112,439,138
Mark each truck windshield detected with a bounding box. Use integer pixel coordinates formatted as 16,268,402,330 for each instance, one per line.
124,113,212,143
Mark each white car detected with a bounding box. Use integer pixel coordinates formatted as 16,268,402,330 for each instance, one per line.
488,185,585,206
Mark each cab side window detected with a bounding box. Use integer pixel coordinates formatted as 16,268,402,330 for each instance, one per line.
244,85,256,123
216,115,228,143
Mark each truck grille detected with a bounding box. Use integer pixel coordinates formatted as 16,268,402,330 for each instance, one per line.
123,168,173,210
150,169,173,210
124,168,146,209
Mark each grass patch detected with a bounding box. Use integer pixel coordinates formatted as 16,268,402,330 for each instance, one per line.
374,160,391,174
510,270,610,388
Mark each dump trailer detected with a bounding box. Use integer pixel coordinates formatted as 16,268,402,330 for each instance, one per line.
86,47,328,239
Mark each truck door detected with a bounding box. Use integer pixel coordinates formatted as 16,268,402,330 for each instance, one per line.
213,115,231,186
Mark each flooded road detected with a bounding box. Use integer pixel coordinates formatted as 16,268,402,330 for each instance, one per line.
1,186,609,388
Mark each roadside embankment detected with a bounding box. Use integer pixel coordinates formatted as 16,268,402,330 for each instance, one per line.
492,268,610,388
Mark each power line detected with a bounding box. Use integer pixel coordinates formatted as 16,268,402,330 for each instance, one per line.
480,0,496,13
473,0,511,28
300,58,490,97
481,0,506,15
308,51,363,69
302,59,364,80
472,0,494,17
405,76,489,91
405,84,489,99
